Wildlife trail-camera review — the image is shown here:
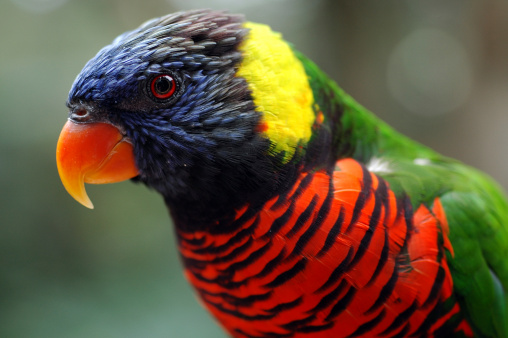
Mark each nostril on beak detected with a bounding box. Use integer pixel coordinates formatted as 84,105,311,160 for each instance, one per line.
71,108,90,122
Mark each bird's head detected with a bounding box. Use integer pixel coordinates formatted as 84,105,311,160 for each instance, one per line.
57,10,319,217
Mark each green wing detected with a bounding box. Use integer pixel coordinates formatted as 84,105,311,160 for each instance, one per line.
440,163,508,337
378,157,508,337
296,49,508,336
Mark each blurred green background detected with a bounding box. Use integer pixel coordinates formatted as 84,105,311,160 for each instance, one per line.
1,0,507,337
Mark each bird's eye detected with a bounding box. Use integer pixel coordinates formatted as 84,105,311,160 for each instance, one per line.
150,74,176,100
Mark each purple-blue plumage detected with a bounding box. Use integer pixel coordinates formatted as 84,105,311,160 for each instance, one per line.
65,10,285,226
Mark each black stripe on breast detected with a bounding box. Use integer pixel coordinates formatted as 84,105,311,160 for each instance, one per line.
347,193,382,269
296,321,334,333
378,301,417,336
433,308,464,337
204,298,276,321
376,177,390,219
402,194,414,237
239,328,293,338
265,296,302,313
365,263,398,314
264,257,308,288
280,314,317,331
286,194,318,239
413,299,449,336
221,240,273,275
392,323,410,338
422,266,445,307
366,229,389,287
271,172,314,211
198,288,273,308
309,279,348,314
254,248,286,279
316,246,354,293
325,286,357,321
317,205,345,258
194,216,258,255
347,308,386,337
290,179,333,258
262,200,295,239
209,236,254,264
346,164,372,234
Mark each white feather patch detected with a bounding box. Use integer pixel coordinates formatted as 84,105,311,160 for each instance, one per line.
366,157,392,173
413,158,432,166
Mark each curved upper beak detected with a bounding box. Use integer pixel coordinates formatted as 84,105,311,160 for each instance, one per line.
56,120,139,209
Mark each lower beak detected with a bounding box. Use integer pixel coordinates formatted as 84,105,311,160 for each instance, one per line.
56,120,139,209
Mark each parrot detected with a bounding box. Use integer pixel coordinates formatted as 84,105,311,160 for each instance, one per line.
56,9,508,338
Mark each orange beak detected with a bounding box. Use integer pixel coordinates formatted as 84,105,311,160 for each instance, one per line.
56,120,139,209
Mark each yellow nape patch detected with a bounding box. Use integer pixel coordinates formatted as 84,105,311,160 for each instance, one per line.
237,22,315,162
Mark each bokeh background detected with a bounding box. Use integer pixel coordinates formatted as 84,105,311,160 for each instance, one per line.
1,0,507,337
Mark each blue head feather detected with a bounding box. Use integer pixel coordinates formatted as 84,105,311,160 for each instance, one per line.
67,10,290,225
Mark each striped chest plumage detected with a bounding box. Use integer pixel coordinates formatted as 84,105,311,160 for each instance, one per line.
176,158,473,338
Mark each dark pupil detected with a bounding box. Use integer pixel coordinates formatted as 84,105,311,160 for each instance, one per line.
155,77,172,94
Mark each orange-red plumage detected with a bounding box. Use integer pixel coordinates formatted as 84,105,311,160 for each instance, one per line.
176,159,472,337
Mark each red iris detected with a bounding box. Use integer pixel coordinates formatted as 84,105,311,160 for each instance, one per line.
150,74,176,100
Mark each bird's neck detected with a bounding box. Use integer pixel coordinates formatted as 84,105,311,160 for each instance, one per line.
164,155,304,232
